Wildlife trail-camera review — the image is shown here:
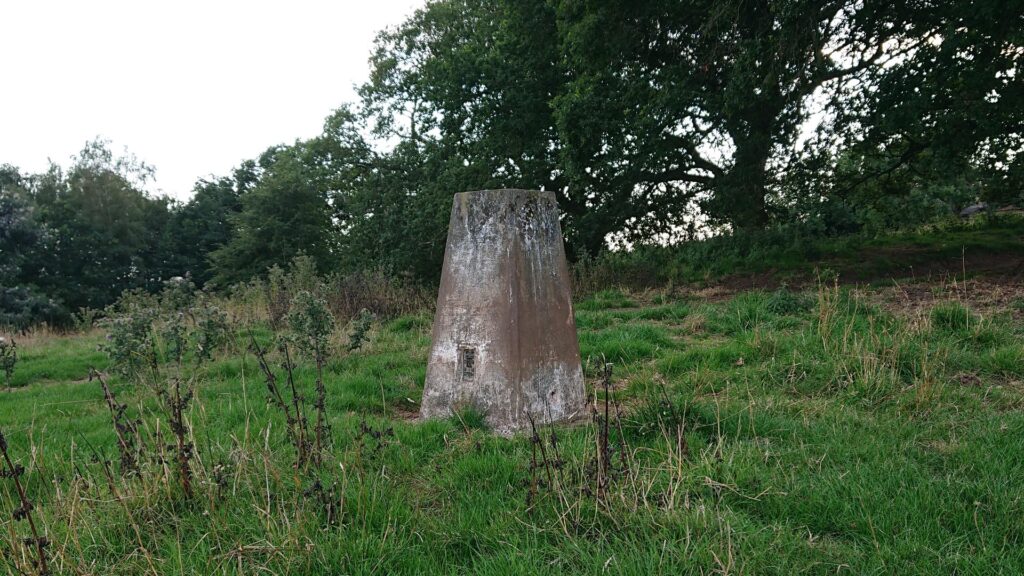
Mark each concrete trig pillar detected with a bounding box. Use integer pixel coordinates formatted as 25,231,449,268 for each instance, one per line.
420,189,585,435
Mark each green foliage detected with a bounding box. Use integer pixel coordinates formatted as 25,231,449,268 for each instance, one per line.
842,0,1023,208
0,168,41,286
289,291,335,355
451,406,489,431
630,302,691,322
161,310,189,365
162,176,242,286
28,141,172,311
347,309,375,351
356,0,571,267
349,0,1021,261
386,314,431,334
0,286,64,331
100,281,230,381
658,341,753,375
625,391,687,440
706,291,806,335
568,215,1024,289
100,301,159,380
578,323,672,364
191,299,230,362
2,141,192,327
71,307,101,332
258,255,327,331
208,144,340,287
1,166,64,329
0,337,16,386
985,346,1024,378
4,0,1022,333
265,264,291,329
555,0,945,235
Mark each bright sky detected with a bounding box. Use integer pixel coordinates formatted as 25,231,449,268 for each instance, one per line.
0,0,423,200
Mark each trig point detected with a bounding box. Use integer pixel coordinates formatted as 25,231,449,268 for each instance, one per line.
421,189,585,436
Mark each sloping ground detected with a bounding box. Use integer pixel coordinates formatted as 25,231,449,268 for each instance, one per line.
677,216,1024,298
1,276,1022,574
821,217,1024,284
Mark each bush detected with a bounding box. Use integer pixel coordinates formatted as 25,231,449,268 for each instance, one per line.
325,269,432,322
226,258,432,329
101,279,231,379
347,309,375,351
101,303,159,379
0,337,15,386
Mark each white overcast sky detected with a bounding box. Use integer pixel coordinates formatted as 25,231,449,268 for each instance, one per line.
0,0,423,200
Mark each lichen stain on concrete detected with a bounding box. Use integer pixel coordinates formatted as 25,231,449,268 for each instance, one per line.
421,189,585,436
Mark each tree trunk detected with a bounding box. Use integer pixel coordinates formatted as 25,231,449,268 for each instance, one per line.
720,118,774,232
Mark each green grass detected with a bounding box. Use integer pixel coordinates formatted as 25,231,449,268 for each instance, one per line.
4,332,107,387
1,283,1023,574
576,288,637,311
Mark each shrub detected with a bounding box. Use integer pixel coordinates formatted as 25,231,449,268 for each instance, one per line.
325,269,432,322
191,298,230,361
289,291,335,353
266,264,292,330
72,307,101,331
288,290,337,463
101,304,159,380
0,337,15,386
347,309,375,351
102,280,231,380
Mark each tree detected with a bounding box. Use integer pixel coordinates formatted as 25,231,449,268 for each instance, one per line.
0,165,39,285
163,176,242,286
0,166,63,329
553,0,951,241
20,140,173,312
837,0,1023,208
207,119,372,287
362,0,986,255
335,140,467,282
359,0,578,263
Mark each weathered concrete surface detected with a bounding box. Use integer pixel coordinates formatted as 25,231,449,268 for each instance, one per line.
421,189,585,435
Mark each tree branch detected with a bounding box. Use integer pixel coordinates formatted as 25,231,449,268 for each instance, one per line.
663,133,725,177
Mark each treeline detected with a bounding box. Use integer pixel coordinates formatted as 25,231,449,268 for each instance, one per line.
2,0,1021,329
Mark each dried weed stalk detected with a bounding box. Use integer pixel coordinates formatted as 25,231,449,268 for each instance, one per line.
0,429,49,575
90,369,142,476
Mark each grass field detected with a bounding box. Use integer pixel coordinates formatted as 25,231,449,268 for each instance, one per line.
1,270,1022,575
